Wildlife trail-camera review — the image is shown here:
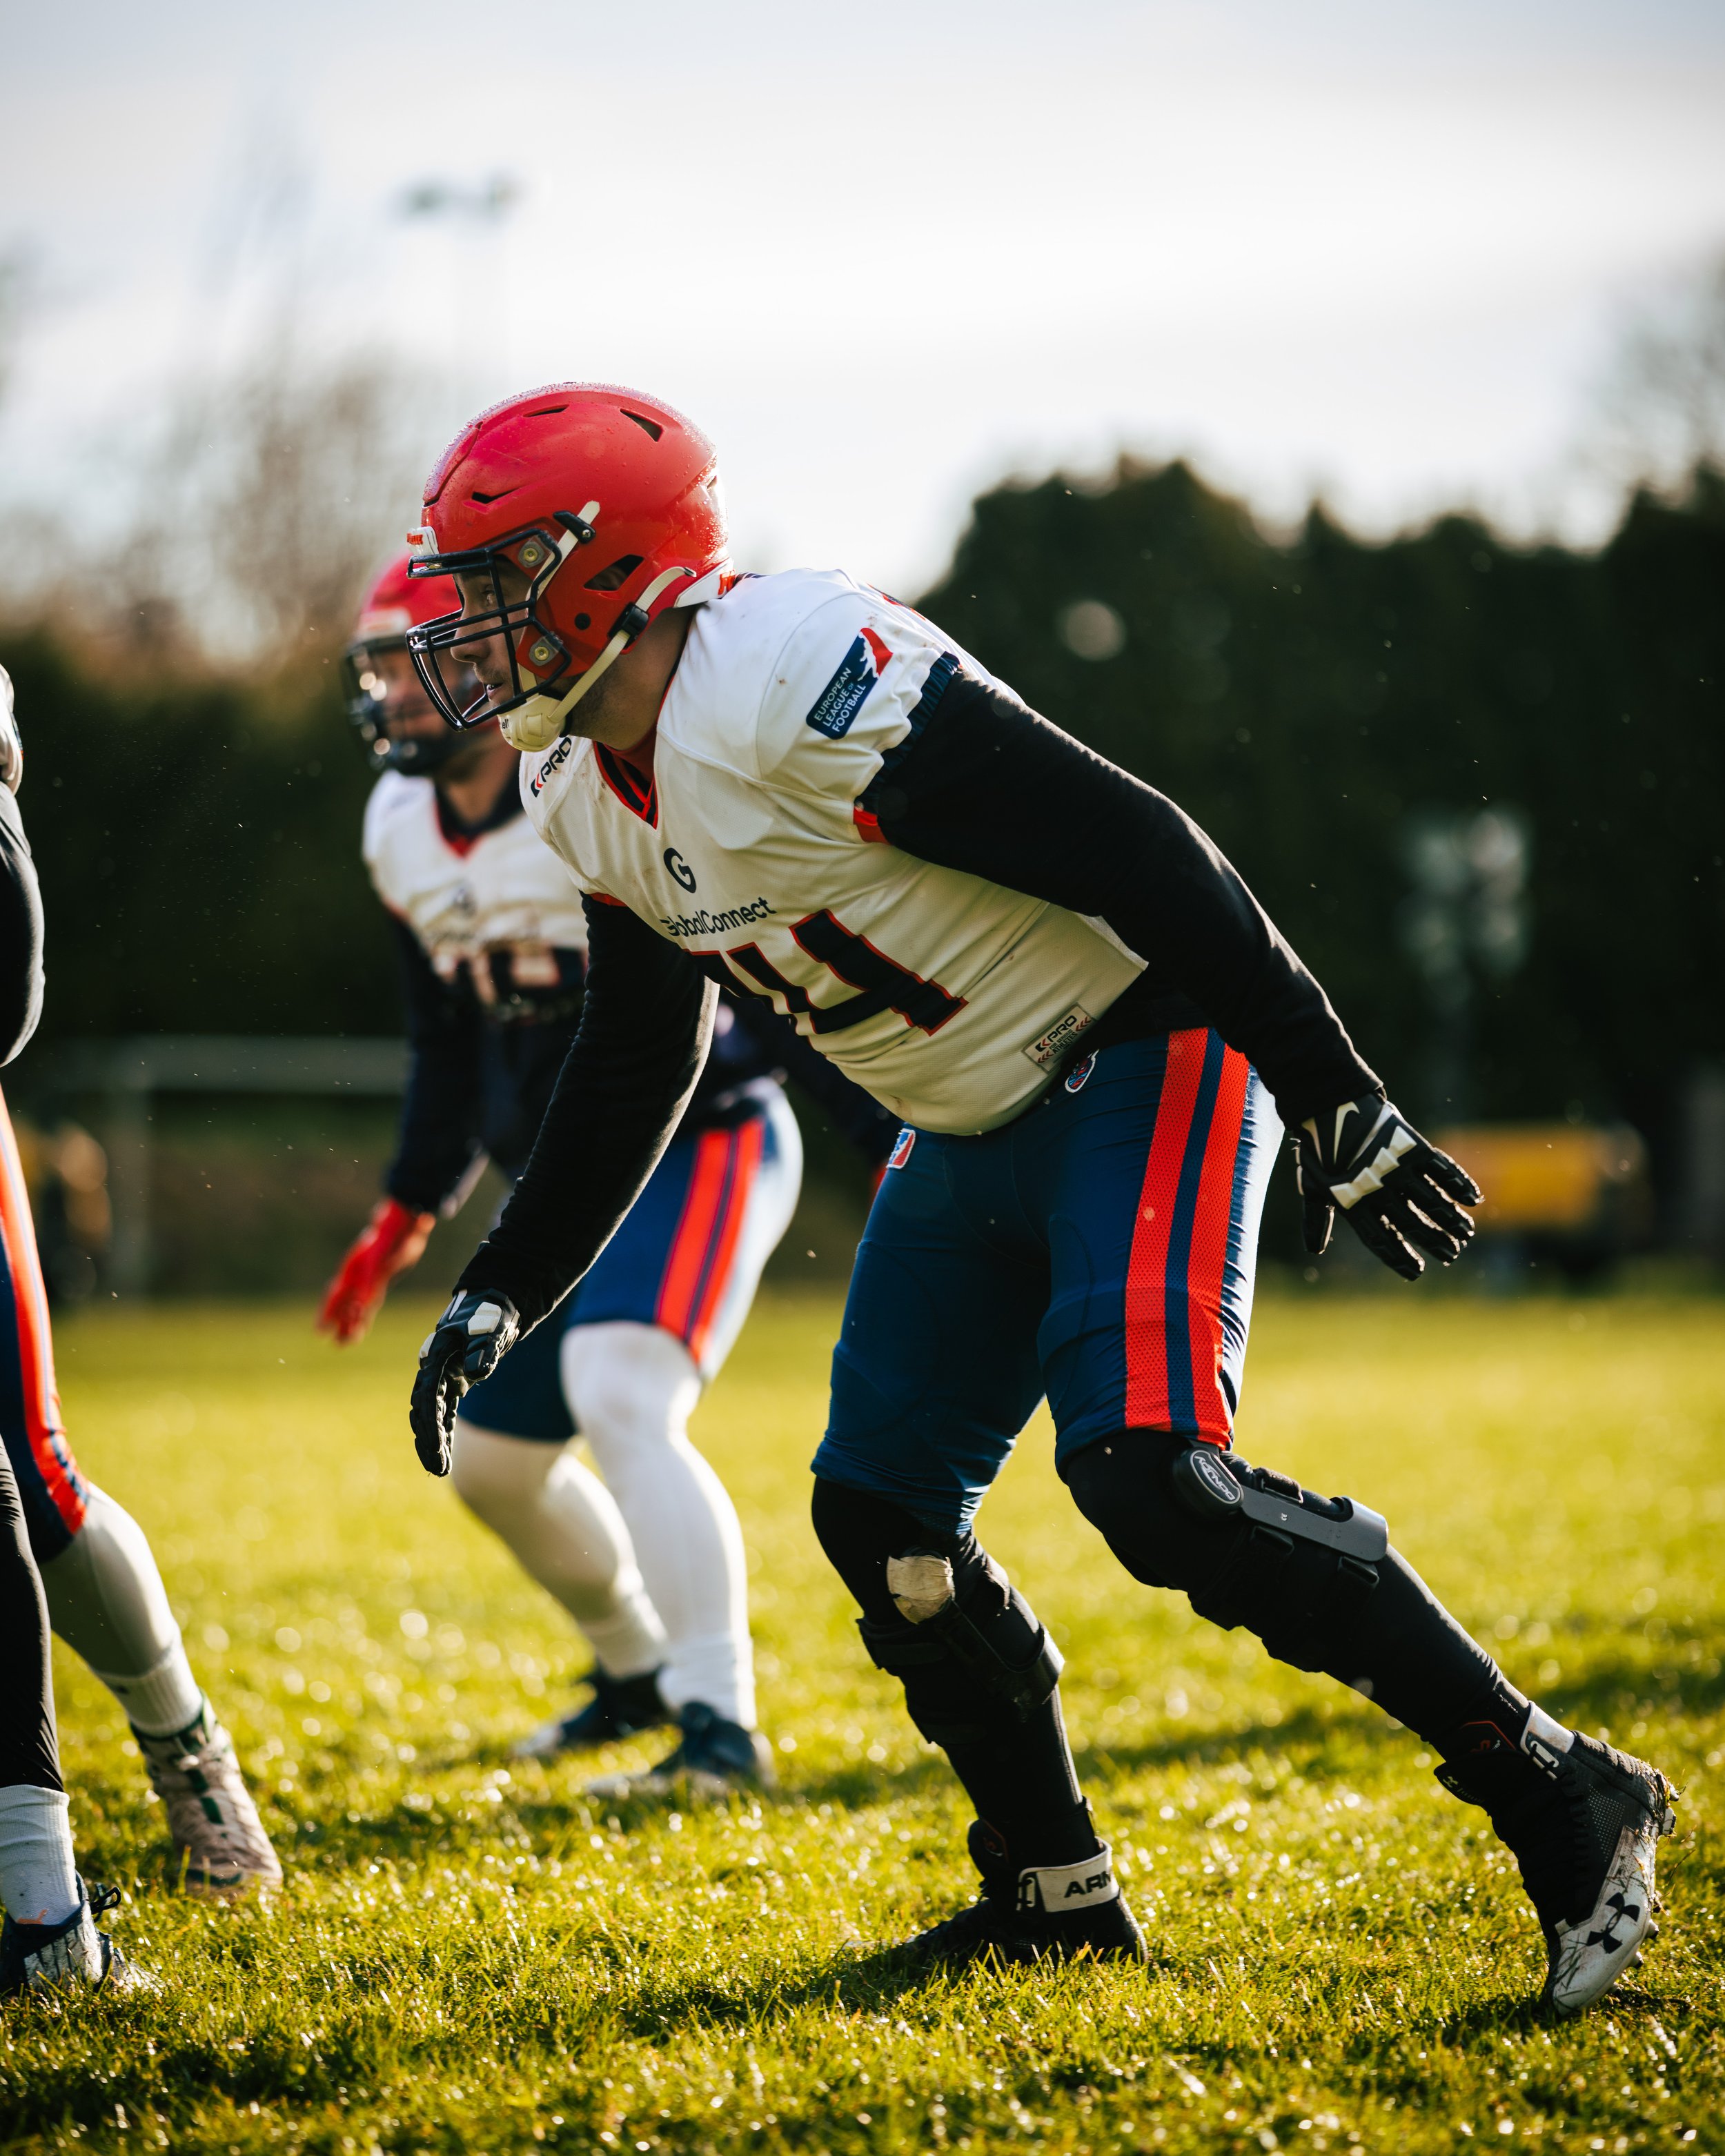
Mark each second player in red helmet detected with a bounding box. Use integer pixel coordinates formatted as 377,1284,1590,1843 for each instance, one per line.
405,384,728,751
326,534,897,1794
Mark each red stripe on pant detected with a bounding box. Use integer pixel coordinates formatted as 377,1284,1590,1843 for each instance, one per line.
1123,1030,1208,1431
654,1121,763,1358
686,1118,765,1365
0,1091,86,1538
1181,1046,1251,1439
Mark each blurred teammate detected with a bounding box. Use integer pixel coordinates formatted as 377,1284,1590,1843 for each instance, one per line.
324,561,894,1793
0,665,278,1919
1,665,278,1994
0,663,140,1995
403,384,1676,2015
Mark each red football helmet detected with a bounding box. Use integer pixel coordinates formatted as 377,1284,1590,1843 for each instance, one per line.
342,555,472,775
404,382,729,751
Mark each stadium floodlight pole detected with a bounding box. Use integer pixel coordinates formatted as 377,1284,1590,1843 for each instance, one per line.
394,172,521,424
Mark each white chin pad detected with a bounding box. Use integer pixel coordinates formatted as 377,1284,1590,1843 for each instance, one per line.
500,700,568,753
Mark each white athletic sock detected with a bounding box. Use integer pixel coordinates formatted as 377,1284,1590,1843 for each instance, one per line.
39,1483,206,1732
562,1321,756,1730
451,1421,667,1679
100,1645,205,1740
0,1785,79,1928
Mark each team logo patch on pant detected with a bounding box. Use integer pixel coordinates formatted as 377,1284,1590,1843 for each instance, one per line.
1065,1054,1097,1094
887,1127,916,1171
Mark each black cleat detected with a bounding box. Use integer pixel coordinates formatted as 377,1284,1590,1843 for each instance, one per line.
0,1879,151,1999
1439,1728,1677,2016
512,1666,671,1759
584,1701,777,1801
904,1820,1147,1970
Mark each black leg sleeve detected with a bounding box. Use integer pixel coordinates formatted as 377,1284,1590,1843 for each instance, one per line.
811,1477,1095,1864
1063,1431,1505,1747
0,1443,61,1792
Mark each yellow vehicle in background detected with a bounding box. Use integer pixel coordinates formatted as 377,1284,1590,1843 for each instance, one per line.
1433,1122,1651,1280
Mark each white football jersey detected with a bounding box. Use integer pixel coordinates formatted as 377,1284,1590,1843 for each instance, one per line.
363,769,589,1009
522,569,1145,1134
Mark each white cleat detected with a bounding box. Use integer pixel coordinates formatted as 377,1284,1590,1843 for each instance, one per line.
1439,1729,1677,2017
1539,1747,1676,2017
0,1881,153,1999
138,1701,284,1897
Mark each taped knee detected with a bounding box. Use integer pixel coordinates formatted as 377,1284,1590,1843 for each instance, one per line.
809,1477,1062,1751
858,1545,1063,1746
1065,1430,1389,1674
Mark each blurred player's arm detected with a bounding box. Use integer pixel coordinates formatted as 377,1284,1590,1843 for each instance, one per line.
384,918,487,1212
410,898,713,1473
454,897,713,1328
0,668,43,1067
319,919,486,1341
867,671,1477,1274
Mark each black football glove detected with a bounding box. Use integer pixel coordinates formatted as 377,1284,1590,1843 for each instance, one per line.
409,1290,521,1476
1294,1094,1481,1280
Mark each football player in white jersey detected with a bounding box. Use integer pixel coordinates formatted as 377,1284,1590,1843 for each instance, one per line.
401,386,1675,2013
324,561,895,1794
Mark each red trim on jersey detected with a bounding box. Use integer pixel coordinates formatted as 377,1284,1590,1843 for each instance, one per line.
595,742,659,827
852,802,887,844
1181,1045,1251,1438
0,1094,85,1539
1122,1029,1207,1432
585,891,625,907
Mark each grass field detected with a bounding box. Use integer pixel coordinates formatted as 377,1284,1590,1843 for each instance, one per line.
6,1288,1724,2155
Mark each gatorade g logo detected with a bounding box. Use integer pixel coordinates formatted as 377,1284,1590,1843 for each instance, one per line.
664,847,696,892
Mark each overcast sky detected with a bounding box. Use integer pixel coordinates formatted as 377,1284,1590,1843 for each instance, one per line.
3,0,1723,594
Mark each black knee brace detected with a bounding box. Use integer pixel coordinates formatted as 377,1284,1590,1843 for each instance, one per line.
1063,1430,1390,1676
811,1477,1062,1750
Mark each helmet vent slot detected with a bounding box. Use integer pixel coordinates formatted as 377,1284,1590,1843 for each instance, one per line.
621,411,664,441
469,488,518,504
584,554,643,592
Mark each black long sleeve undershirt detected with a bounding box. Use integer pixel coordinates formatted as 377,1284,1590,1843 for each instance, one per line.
861,669,1377,1119
0,787,45,1068
386,917,486,1214
455,898,715,1330
453,669,1377,1332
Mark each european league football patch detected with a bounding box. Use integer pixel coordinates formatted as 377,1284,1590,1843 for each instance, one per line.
886,1127,916,1171
805,626,893,738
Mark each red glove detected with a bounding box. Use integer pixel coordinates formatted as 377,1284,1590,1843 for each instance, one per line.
318,1198,435,1344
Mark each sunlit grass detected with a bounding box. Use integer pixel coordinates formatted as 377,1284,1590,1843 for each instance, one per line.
5,1289,1722,2153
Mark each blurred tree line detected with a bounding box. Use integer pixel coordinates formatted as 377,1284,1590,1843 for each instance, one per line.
918,461,1724,1180
4,457,1719,1165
